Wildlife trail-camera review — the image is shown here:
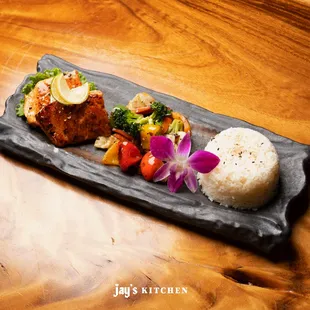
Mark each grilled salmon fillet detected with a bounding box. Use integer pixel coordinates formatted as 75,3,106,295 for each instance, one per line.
36,90,111,147
24,70,82,127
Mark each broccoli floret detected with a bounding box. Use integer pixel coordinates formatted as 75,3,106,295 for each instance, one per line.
167,119,184,134
149,101,171,124
110,102,172,137
134,101,172,125
135,115,152,125
110,105,143,138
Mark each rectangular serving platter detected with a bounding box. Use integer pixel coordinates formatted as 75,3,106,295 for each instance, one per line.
0,54,309,254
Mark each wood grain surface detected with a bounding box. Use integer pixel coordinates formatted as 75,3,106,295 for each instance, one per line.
0,0,309,309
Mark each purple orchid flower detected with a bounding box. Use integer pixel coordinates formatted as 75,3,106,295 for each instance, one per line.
150,133,220,193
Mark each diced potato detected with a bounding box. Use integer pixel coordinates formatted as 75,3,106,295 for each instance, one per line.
102,142,120,166
165,131,187,150
176,131,186,145
127,92,155,111
165,134,176,145
95,135,119,150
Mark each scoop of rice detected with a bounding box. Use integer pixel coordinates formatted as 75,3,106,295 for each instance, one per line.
197,127,279,209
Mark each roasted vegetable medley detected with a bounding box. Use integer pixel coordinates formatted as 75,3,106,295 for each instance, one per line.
95,92,191,182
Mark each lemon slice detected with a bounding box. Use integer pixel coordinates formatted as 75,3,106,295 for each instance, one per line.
50,73,89,105
50,74,66,104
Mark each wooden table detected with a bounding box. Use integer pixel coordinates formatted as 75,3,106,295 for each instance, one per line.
1,1,309,309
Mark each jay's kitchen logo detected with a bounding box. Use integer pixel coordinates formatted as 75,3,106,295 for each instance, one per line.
113,284,188,298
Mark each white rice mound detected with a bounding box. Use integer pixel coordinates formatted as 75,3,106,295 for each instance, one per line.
197,127,280,209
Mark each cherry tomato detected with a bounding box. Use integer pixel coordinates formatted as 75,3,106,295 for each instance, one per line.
119,142,142,173
140,151,163,182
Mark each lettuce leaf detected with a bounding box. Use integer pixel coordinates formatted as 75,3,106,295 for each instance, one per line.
17,68,97,117
16,98,25,117
78,72,96,91
16,68,62,117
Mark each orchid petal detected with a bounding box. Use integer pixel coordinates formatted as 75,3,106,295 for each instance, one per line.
153,162,172,182
167,165,187,193
176,133,191,159
150,136,175,161
184,168,198,193
188,150,220,173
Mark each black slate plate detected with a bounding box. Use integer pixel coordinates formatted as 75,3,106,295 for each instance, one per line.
0,55,309,254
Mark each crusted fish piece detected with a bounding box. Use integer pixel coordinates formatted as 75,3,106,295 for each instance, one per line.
37,90,111,147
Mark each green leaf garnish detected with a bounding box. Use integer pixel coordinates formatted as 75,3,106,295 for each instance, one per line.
17,68,97,117
78,72,96,91
16,98,25,117
16,68,62,117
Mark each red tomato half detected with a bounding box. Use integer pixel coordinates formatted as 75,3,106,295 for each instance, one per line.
119,142,142,173
140,151,163,182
